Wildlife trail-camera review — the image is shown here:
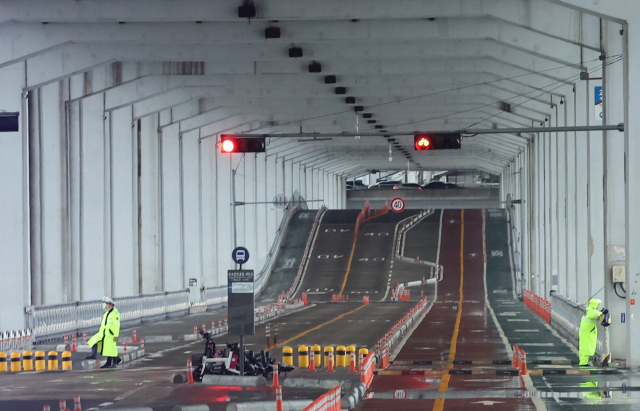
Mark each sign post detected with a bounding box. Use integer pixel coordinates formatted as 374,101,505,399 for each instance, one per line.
229,247,253,376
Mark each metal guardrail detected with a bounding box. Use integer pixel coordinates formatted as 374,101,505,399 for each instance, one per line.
23,290,190,344
203,285,227,309
549,292,604,357
10,194,311,346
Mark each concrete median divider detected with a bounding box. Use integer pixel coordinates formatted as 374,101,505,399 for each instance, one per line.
119,335,172,344
282,378,343,390
75,347,146,370
201,375,267,387
172,405,210,411
227,400,312,411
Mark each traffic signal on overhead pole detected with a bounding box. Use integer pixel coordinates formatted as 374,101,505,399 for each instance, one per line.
220,136,266,153
414,133,461,151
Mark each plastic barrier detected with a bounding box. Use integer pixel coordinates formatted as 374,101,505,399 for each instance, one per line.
298,345,309,368
302,387,341,411
377,297,428,363
360,351,376,388
512,345,528,375
524,289,551,323
0,351,6,372
331,294,349,302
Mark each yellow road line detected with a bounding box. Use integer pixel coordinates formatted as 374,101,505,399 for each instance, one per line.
338,210,389,295
266,304,367,352
433,209,464,411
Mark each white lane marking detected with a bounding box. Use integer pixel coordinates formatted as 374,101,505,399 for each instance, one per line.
507,319,530,322
482,220,546,411
99,403,114,407
498,312,518,316
519,343,555,347
515,329,540,332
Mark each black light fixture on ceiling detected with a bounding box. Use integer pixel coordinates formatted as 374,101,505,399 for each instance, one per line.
362,113,372,119
238,3,256,18
375,125,384,129
367,120,376,124
324,75,337,84
335,87,346,95
309,61,322,73
345,96,356,104
265,27,281,38
289,47,303,58
354,106,364,112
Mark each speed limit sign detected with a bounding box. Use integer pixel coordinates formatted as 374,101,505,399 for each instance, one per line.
393,390,406,399
391,198,405,213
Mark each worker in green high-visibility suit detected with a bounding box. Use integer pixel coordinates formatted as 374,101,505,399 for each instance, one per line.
579,298,608,366
87,296,121,368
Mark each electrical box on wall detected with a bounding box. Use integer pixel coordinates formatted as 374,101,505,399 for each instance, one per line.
612,265,626,283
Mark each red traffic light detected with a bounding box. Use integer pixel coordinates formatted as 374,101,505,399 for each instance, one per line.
222,139,235,153
220,136,266,153
414,135,431,150
414,133,461,150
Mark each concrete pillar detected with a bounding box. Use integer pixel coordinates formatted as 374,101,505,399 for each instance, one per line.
556,102,568,297
200,136,217,288
181,130,202,299
602,19,627,360
0,63,29,331
255,153,268,269
216,136,232,284
575,82,590,303
160,123,181,291
587,76,606,302
110,106,136,297
565,94,578,301
623,17,640,368
80,94,107,299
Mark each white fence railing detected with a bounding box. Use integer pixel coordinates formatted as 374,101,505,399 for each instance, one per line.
8,194,316,347
22,290,190,344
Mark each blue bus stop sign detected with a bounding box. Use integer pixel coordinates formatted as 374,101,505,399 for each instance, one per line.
232,246,250,264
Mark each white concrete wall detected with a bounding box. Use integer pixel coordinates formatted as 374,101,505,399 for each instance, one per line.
0,65,347,331
501,8,633,362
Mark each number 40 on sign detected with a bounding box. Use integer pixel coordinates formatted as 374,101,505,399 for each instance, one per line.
391,198,405,213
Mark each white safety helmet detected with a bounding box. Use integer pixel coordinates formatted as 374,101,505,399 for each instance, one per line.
102,296,115,309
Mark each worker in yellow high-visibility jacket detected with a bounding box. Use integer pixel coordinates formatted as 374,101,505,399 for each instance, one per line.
579,298,608,366
86,296,121,368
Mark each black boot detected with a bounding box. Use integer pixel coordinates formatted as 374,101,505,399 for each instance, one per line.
85,344,98,360
100,357,113,369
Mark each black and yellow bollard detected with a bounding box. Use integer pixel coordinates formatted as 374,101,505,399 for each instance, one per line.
323,346,334,368
359,347,369,361
61,351,72,370
0,352,7,372
311,344,322,368
298,345,309,368
282,346,293,366
47,351,58,371
346,345,356,364
22,350,33,371
10,352,21,372
336,345,347,367
35,351,46,371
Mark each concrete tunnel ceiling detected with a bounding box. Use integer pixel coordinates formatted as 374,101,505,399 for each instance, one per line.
1,0,614,176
